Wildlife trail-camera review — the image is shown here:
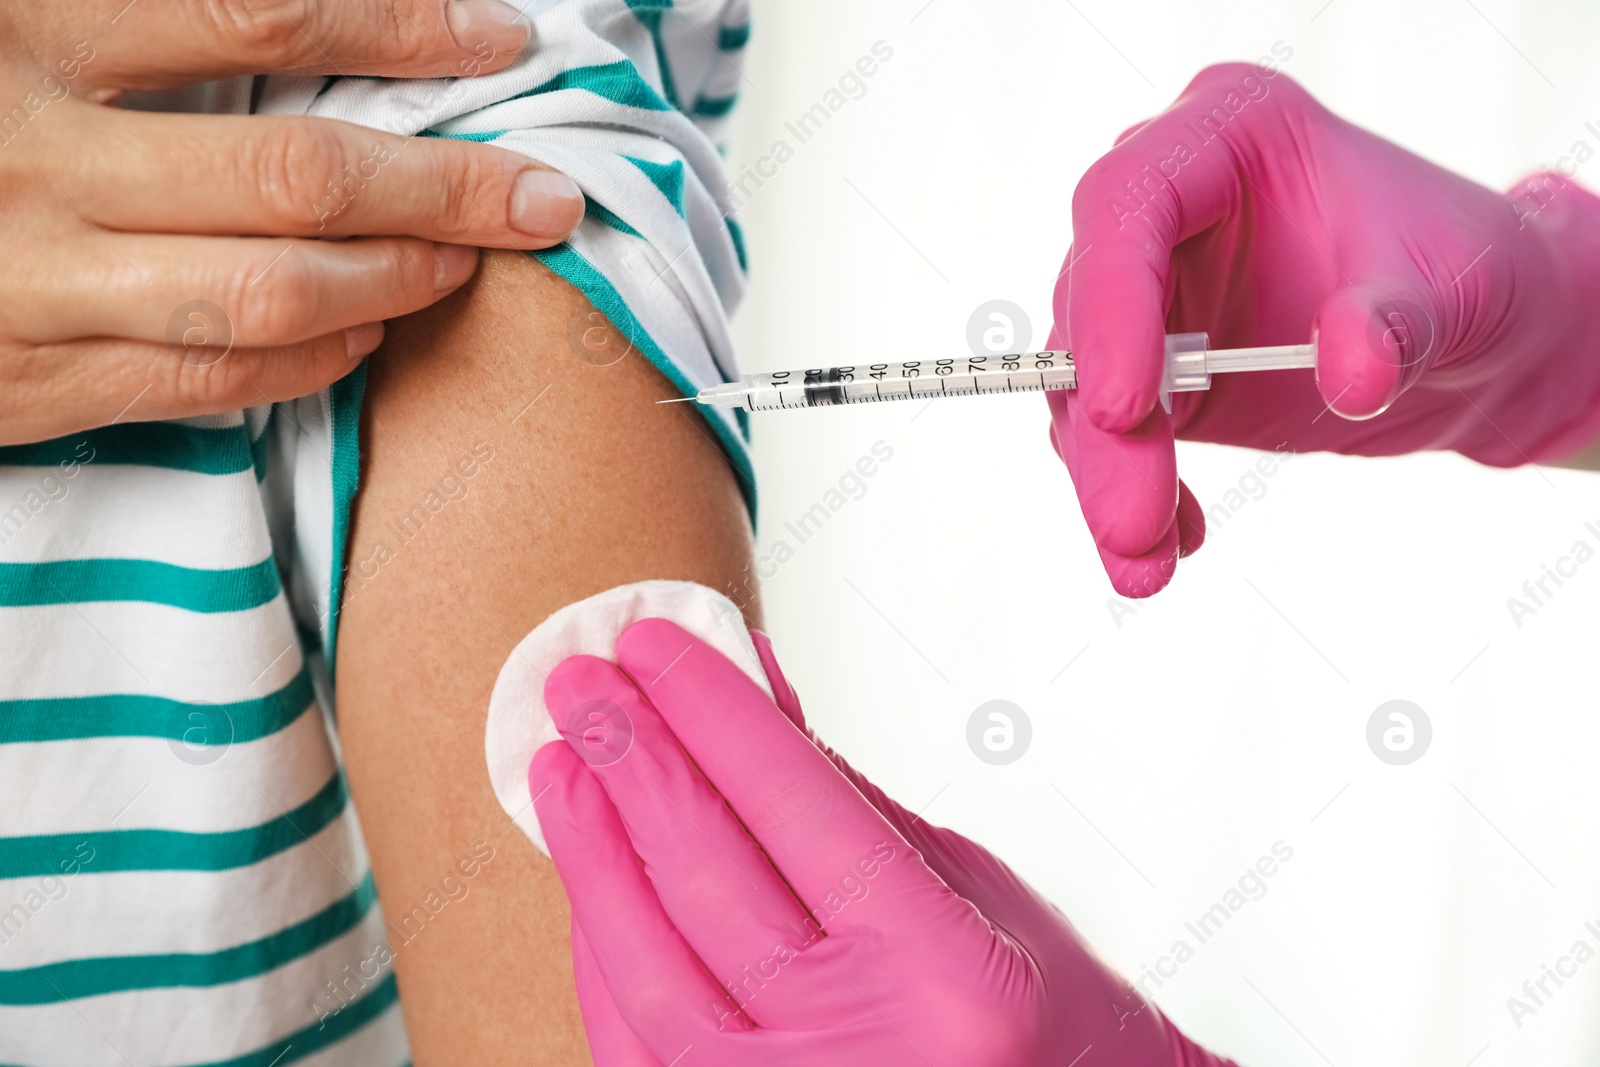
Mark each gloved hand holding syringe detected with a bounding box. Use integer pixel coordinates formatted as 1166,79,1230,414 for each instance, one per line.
663,332,1317,413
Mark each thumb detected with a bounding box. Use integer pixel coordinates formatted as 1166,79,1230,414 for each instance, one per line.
747,628,1020,888
747,631,915,831
1312,282,1442,419
748,629,807,732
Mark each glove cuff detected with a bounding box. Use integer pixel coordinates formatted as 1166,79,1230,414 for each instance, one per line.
1503,171,1600,464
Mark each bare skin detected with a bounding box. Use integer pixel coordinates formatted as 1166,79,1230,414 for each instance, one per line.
334,249,758,1064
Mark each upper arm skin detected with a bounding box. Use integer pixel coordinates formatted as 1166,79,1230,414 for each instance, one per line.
334,249,759,1064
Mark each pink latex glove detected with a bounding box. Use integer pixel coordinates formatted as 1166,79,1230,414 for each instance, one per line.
529,618,1237,1066
1055,63,1600,596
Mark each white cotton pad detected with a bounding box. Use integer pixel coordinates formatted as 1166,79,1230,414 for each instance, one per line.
484,580,772,855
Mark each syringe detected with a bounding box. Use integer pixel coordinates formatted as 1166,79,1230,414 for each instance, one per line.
665,332,1317,412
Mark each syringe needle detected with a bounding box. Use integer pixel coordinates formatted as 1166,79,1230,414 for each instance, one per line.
656,396,698,404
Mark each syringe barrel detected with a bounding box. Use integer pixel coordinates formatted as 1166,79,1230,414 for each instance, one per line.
726,353,1079,410
698,337,1319,411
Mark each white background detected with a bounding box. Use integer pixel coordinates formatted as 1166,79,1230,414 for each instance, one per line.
727,1,1600,1064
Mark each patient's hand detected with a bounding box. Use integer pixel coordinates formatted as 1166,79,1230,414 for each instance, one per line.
531,619,1240,1067
0,0,582,444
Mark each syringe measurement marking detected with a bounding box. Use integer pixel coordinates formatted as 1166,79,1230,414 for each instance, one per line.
740,359,1074,409
678,341,1319,411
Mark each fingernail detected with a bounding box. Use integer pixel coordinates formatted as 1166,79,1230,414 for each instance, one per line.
345,322,384,360
510,168,585,238
447,0,531,56
433,243,479,295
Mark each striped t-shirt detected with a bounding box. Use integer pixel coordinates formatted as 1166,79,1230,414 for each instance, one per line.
0,1,750,1062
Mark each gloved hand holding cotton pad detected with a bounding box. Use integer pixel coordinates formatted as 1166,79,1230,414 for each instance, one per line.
489,580,1238,1066
483,580,772,855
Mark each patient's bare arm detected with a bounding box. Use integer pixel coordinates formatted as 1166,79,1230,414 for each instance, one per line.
335,249,758,1064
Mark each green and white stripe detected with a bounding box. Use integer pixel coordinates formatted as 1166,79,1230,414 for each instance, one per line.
1,2,751,1062
271,0,758,513
0,407,405,1065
